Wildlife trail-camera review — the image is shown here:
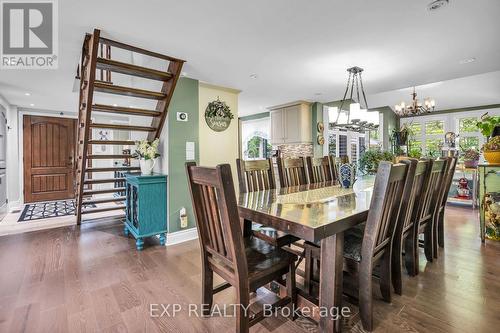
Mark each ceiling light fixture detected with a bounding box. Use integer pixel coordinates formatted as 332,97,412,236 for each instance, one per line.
332,66,378,133
427,0,449,11
29,103,35,107
24,92,31,96
459,57,476,64
249,74,258,79
394,87,435,116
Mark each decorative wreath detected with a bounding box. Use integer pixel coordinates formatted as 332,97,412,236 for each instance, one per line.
205,97,234,119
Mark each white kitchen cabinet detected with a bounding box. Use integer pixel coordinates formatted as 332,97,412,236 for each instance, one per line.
269,101,312,144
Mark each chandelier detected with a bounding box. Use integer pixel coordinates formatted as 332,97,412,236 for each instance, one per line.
332,66,379,133
394,87,435,116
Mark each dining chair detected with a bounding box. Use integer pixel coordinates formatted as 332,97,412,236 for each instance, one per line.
305,156,333,184
236,158,299,247
415,158,449,262
276,157,308,188
303,161,410,331
435,156,458,250
328,155,339,183
186,162,297,333
390,159,429,295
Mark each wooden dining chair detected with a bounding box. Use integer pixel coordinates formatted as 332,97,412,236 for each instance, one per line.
435,156,457,250
305,156,332,184
390,159,429,295
236,158,299,247
328,155,339,183
304,161,411,331
186,162,297,333
414,158,449,262
276,157,308,188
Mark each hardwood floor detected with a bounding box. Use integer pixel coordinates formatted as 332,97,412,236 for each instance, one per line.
0,206,499,332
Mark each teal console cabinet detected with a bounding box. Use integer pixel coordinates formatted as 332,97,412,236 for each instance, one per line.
124,173,167,250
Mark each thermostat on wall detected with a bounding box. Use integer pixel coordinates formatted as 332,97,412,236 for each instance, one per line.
176,112,188,122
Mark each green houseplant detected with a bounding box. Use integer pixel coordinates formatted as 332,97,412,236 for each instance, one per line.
476,113,500,164
359,149,395,175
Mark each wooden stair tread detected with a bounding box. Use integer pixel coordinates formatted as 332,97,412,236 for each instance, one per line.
85,166,140,172
87,154,133,159
85,196,126,205
83,187,126,195
99,36,186,63
89,123,156,132
92,104,161,117
88,140,136,145
94,81,166,100
96,57,173,81
84,178,125,184
81,205,126,214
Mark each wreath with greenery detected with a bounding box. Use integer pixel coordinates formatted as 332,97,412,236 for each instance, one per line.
205,97,234,119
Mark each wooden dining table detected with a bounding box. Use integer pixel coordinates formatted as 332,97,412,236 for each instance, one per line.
238,176,375,333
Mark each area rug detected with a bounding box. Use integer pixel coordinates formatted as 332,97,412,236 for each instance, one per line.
18,200,96,222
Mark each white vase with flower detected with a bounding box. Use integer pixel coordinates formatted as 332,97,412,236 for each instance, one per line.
134,139,160,175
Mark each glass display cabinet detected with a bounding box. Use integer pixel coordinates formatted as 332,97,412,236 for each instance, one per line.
478,164,500,242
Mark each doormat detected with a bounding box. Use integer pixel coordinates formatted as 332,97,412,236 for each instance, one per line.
18,200,96,222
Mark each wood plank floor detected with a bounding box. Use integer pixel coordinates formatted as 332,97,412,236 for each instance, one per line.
0,206,499,332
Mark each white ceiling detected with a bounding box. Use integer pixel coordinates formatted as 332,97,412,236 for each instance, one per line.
0,0,499,116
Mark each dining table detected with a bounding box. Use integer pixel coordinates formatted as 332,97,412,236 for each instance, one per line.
238,176,375,333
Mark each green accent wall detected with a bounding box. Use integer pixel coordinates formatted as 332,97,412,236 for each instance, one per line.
167,77,199,233
311,102,323,157
378,106,399,150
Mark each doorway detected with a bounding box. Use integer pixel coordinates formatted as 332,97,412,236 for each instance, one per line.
23,115,77,203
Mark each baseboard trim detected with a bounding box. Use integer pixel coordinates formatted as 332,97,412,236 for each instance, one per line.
8,201,22,212
166,227,198,246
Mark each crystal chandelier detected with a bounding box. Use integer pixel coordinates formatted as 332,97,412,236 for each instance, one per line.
332,66,379,133
394,87,435,116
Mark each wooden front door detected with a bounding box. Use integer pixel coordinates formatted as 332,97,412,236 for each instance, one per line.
23,115,77,203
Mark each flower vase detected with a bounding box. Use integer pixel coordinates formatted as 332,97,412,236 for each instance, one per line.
139,158,156,175
336,163,357,188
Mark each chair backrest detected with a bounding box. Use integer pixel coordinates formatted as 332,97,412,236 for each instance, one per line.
362,161,409,262
236,158,276,193
417,159,448,224
306,156,332,184
277,157,308,188
439,156,457,207
394,159,430,236
186,162,248,280
328,155,339,182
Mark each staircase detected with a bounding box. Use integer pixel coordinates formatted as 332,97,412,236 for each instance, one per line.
75,29,185,224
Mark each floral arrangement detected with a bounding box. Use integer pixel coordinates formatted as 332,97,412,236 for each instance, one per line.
358,148,395,175
482,136,500,151
462,149,480,161
205,98,234,119
133,139,160,160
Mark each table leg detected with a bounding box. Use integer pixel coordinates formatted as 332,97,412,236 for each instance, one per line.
319,232,344,333
242,218,252,238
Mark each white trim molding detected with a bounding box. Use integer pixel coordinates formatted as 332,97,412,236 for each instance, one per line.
166,227,198,246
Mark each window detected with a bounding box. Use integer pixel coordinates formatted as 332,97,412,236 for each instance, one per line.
338,135,347,157
426,139,443,157
459,137,480,151
459,117,478,133
240,117,270,160
408,140,422,158
246,136,272,159
425,120,444,134
408,122,422,136
328,135,336,156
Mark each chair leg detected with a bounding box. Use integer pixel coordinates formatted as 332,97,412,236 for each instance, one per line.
391,233,403,296
236,285,250,333
380,251,392,302
438,209,445,248
424,223,434,262
404,232,417,276
201,260,214,316
304,247,313,295
359,263,373,332
432,215,439,259
286,262,297,320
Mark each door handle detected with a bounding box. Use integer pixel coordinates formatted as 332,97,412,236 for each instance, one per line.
68,156,74,168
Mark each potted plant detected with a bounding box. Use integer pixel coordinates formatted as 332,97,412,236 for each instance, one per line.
476,113,500,139
358,148,395,175
392,123,410,146
462,149,480,168
482,136,500,164
133,139,160,175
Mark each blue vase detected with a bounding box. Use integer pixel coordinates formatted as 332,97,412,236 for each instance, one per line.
336,163,357,188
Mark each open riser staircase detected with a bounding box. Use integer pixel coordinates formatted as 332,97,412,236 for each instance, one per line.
75,29,185,224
